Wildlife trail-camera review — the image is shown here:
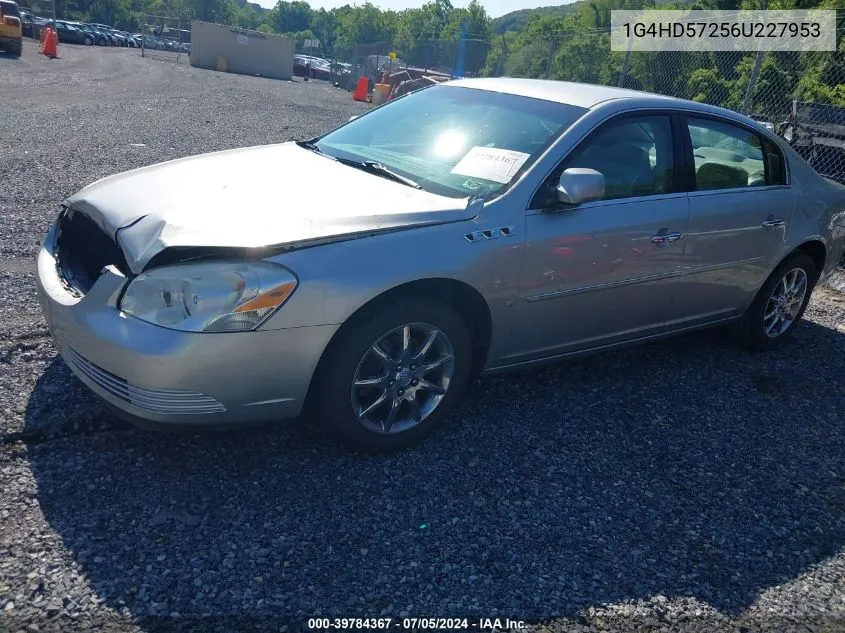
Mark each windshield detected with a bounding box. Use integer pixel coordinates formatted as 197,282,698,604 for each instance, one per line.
0,1,21,16
315,85,586,198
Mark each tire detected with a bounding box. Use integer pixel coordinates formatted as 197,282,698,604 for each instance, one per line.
9,38,22,56
309,296,474,452
736,252,817,350
84,36,92,46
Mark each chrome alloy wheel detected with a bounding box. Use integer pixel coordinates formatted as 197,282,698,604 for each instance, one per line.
351,322,455,435
763,267,808,338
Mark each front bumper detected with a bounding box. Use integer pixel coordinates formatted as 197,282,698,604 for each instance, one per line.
35,223,339,426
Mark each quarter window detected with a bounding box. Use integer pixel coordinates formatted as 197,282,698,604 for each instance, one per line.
687,118,780,189
763,138,786,185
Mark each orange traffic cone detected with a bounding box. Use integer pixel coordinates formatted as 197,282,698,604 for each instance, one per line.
352,76,369,103
43,27,58,58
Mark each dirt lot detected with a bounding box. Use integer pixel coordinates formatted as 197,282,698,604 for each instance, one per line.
2,40,845,633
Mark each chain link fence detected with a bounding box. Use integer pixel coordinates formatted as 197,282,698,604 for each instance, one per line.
140,15,191,63
349,21,843,186
485,26,845,186
348,38,492,88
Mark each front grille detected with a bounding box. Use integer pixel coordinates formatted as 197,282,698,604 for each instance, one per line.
55,208,130,295
66,348,226,415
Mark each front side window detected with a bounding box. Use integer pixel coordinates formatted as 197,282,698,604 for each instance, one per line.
316,85,587,199
688,117,770,190
532,114,675,208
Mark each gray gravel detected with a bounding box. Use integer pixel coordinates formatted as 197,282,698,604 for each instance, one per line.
2,41,845,633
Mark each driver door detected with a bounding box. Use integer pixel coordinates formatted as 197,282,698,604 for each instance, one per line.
505,113,691,363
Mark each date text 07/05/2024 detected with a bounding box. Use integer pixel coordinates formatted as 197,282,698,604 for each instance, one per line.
306,617,528,630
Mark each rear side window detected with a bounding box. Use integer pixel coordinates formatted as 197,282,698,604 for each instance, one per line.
0,1,21,16
688,117,773,189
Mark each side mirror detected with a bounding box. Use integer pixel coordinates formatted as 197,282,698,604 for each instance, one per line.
555,168,605,206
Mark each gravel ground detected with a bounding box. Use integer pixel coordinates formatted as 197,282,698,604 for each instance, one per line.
2,40,845,633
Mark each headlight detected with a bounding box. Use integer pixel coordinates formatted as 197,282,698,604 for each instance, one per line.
120,261,297,332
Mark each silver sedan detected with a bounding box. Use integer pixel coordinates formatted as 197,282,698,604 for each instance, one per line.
36,78,845,451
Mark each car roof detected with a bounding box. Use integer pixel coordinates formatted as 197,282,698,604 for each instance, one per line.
447,77,681,109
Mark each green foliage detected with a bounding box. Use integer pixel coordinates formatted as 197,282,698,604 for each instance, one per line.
492,4,581,35
268,0,310,34
489,0,842,116
36,0,841,116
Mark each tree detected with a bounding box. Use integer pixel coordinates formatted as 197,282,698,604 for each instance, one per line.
188,0,236,24
235,3,263,30
310,8,337,56
269,0,310,34
334,2,397,53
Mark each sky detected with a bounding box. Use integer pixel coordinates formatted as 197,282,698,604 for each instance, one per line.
251,0,577,19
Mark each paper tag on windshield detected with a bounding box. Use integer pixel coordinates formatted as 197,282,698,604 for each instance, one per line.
450,147,531,184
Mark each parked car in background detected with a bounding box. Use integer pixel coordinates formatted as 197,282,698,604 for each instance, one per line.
107,28,126,46
65,21,97,46
35,79,845,452
142,34,166,50
294,55,333,80
28,13,47,39
18,7,32,37
0,0,22,55
54,20,92,45
87,25,112,45
293,55,308,77
310,59,332,81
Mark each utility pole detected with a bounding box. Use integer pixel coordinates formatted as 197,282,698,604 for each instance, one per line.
741,0,768,115
618,28,633,88
741,46,764,115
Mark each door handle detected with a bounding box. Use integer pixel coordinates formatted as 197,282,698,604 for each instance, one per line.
651,231,683,247
761,217,785,229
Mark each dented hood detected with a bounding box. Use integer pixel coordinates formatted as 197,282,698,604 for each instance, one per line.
65,142,473,273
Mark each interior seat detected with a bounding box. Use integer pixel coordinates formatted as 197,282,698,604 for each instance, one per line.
696,162,749,190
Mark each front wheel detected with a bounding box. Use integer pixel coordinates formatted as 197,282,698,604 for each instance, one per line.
310,297,474,452
84,36,92,45
736,252,817,350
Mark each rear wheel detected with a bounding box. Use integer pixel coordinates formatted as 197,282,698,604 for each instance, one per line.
310,297,473,452
84,36,92,45
9,38,22,56
736,252,817,350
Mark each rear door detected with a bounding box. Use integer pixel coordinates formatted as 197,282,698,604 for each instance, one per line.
671,115,794,325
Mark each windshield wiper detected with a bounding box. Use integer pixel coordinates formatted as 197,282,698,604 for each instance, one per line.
295,138,328,154
334,157,422,189
297,141,422,190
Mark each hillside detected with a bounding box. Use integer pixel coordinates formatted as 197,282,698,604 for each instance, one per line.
492,0,695,34
492,2,581,34
233,0,269,15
